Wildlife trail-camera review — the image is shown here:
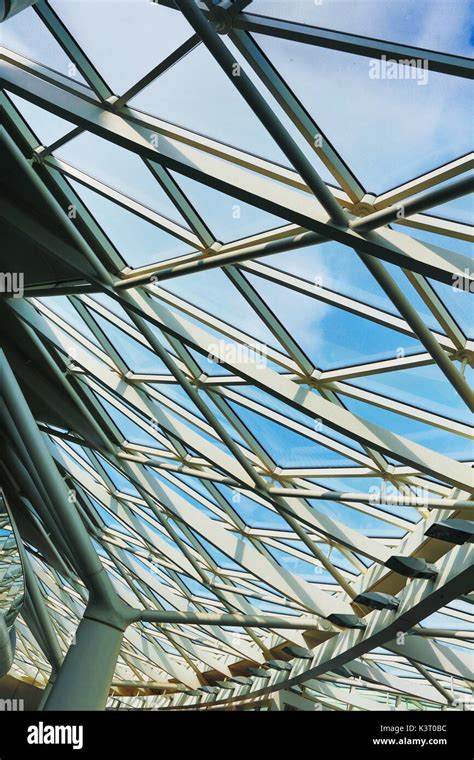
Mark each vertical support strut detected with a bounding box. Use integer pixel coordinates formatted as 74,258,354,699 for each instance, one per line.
0,349,133,710
43,617,125,711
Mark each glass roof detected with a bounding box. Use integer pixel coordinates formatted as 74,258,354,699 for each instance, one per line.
250,0,473,55
0,0,472,712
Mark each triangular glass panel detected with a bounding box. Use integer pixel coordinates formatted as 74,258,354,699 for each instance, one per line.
160,267,281,347
261,239,396,314
7,94,78,146
90,311,170,374
350,361,470,423
67,180,195,268
131,42,290,166
344,397,472,459
245,269,423,369
227,399,363,468
255,33,472,193
50,0,193,93
2,6,87,82
168,171,289,243
57,134,191,225
39,295,102,346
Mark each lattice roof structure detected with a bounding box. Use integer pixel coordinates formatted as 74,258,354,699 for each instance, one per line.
0,0,472,712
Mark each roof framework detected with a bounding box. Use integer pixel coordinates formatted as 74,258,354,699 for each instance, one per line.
0,0,473,711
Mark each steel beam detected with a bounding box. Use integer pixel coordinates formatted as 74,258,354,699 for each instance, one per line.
234,13,474,80
173,0,347,225
2,62,472,284
353,174,474,232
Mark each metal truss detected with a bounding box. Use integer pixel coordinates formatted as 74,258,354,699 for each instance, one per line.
0,0,472,711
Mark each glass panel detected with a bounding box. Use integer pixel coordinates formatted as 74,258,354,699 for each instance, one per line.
429,278,473,338
229,383,367,453
426,191,474,225
151,473,223,523
50,0,194,93
38,296,102,346
95,396,162,451
245,269,423,368
308,475,423,524
90,312,171,374
392,226,473,336
228,400,362,467
0,501,24,618
216,484,288,529
254,33,473,192
268,545,335,583
160,267,280,346
131,42,290,165
307,500,406,537
95,452,141,495
7,94,78,146
67,179,195,269
2,6,87,79
261,240,399,313
349,363,471,423
57,134,189,224
168,171,289,243
152,382,207,421
383,261,454,334
397,223,472,257
250,0,472,56
344,396,472,459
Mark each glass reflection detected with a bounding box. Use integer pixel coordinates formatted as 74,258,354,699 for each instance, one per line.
0,500,24,622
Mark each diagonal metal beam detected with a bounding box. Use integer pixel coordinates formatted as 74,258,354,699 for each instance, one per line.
2,63,472,284
173,0,347,225
233,13,474,80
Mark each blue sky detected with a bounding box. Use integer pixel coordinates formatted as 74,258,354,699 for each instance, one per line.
4,0,473,192
2,1,473,558
252,1,473,55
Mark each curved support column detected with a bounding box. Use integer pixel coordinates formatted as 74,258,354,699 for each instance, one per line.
43,616,125,711
0,349,134,710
